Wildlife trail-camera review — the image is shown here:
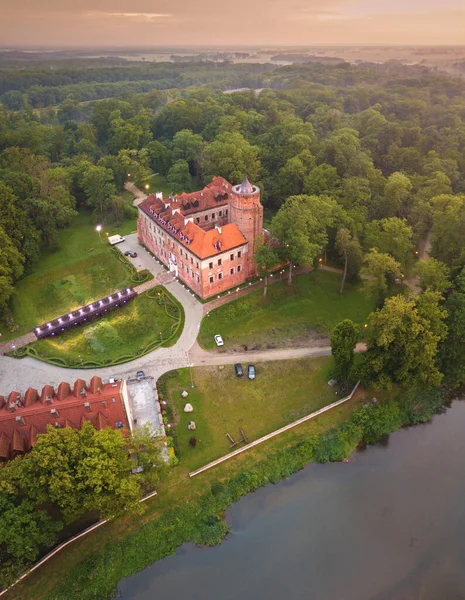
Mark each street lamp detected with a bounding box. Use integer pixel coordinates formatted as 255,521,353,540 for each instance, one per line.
95,224,103,242
145,184,150,190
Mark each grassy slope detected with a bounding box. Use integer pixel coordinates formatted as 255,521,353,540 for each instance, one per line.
6,358,378,600
32,289,179,365
199,269,376,350
170,358,335,471
0,211,137,341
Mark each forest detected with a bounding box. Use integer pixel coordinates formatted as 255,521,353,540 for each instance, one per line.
1,59,465,391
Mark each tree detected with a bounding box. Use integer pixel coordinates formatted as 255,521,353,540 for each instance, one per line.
335,228,363,294
171,129,204,175
254,240,279,296
364,218,414,269
4,423,143,523
383,172,412,218
414,258,451,293
271,195,338,285
0,225,24,308
200,132,260,184
430,194,465,266
330,319,360,384
81,166,116,221
0,494,61,561
438,268,465,387
360,249,402,303
167,160,193,195
361,294,447,389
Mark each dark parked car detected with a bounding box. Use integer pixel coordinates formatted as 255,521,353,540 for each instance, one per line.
125,250,138,258
136,370,145,378
234,363,243,377
248,364,256,380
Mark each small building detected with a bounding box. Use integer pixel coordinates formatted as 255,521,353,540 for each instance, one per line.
0,377,131,462
137,176,264,299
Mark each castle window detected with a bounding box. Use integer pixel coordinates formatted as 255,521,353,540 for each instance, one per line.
190,258,193,264
230,267,234,275
196,262,199,268
230,254,234,261
238,251,242,258
212,213,215,219
237,265,242,272
205,215,208,221
196,217,200,224
226,209,228,216
209,262,213,269
218,259,222,266
209,276,214,284
218,272,223,280
219,211,223,217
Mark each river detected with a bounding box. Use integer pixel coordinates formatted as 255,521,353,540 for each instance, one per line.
116,399,465,600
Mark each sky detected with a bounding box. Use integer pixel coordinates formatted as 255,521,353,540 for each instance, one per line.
1,0,464,47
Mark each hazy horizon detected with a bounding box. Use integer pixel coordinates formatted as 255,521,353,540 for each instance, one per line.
2,0,465,48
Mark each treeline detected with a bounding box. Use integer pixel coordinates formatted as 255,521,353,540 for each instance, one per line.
0,61,274,100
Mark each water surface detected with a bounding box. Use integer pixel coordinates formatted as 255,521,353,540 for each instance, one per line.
117,400,465,600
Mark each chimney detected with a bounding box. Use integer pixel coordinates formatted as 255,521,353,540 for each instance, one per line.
15,415,25,425
50,408,59,417
84,402,92,412
102,400,107,408
9,402,16,412
216,226,222,235
45,395,52,404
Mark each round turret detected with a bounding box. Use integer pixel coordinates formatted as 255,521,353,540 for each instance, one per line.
229,177,263,278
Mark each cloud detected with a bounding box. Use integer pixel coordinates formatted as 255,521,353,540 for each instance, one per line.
84,11,173,22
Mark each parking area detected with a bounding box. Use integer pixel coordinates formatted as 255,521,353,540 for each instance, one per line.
126,376,169,462
126,376,164,433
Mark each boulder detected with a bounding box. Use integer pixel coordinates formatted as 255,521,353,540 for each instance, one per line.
184,403,194,413
188,421,196,431
181,390,189,398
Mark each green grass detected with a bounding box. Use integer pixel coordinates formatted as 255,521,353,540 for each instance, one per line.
30,288,182,366
0,211,138,341
142,173,197,197
168,358,336,471
198,269,376,350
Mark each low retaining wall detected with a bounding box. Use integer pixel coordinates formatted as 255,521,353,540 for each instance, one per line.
189,381,360,478
0,489,158,598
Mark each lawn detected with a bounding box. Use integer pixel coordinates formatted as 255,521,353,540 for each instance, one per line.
142,173,197,197
29,288,183,367
0,211,139,341
167,357,337,471
198,269,376,350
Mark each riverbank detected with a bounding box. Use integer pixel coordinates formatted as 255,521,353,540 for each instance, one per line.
3,380,446,600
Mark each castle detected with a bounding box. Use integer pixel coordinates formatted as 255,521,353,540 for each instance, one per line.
137,176,264,299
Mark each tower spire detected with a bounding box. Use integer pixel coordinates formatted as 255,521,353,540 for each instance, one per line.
238,176,254,194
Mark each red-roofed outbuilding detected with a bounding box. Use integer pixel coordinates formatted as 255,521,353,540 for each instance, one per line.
0,379,130,462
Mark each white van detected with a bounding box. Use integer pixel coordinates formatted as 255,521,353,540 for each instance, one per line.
108,235,125,245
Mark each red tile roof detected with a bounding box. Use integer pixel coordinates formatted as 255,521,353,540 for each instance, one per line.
139,177,247,260
0,379,129,462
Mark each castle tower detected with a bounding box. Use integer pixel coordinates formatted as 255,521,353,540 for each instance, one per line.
229,177,264,278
